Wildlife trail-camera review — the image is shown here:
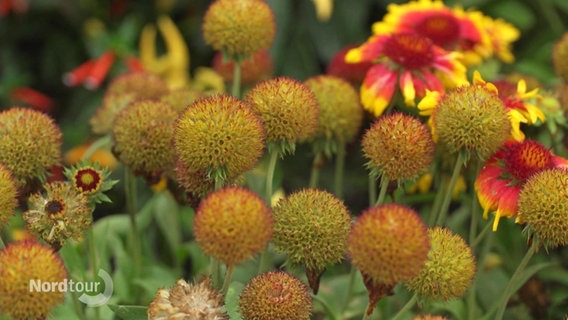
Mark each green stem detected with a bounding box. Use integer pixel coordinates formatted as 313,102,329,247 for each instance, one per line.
334,143,346,199
391,293,417,320
0,234,5,249
231,59,242,98
124,169,142,300
214,175,225,191
87,228,100,320
472,221,493,249
265,151,278,203
309,152,323,188
71,291,87,320
361,303,372,320
435,152,466,226
209,257,221,288
221,264,235,295
81,135,112,162
494,242,538,320
375,174,389,206
368,175,377,207
312,294,341,320
340,265,357,314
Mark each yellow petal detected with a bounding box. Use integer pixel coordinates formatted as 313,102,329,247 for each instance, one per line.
312,0,333,21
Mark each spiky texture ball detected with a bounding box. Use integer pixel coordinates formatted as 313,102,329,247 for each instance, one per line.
406,227,476,301
245,77,319,155
213,50,273,85
0,164,18,227
112,99,178,178
272,189,351,272
0,240,67,320
23,181,91,249
90,72,169,135
304,75,363,152
348,204,430,285
158,87,203,114
148,277,228,320
194,187,272,266
432,85,510,160
517,168,568,248
175,95,265,183
552,32,568,81
239,271,312,320
202,0,276,59
362,113,434,181
0,107,62,190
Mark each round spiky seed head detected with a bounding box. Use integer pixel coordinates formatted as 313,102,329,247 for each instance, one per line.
112,99,178,179
0,164,18,227
175,95,265,183
272,188,351,272
23,181,92,248
245,77,319,155
0,107,62,190
406,227,476,301
552,32,568,81
158,87,203,114
517,168,568,248
0,240,67,320
239,271,312,320
362,113,435,181
194,187,272,266
348,204,430,285
432,85,510,160
304,75,364,153
202,0,276,59
148,277,228,320
90,72,169,135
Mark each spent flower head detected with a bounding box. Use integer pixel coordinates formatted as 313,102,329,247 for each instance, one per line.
148,277,228,320
239,271,312,320
406,227,476,301
202,0,276,60
0,107,62,190
348,203,430,285
0,240,67,320
23,181,92,249
362,113,434,181
0,164,18,227
245,77,319,155
194,187,272,267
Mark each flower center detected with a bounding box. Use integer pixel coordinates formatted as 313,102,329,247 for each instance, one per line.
45,199,65,216
383,33,434,69
415,14,461,46
504,140,554,182
74,168,102,194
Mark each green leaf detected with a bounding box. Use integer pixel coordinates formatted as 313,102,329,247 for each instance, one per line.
225,281,245,320
108,305,148,320
153,191,181,256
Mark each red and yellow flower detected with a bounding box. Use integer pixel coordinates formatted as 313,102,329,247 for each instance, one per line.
475,139,568,231
346,32,467,116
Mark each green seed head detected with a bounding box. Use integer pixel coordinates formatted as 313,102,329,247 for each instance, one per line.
517,168,568,248
239,271,312,320
272,188,351,272
0,107,62,190
348,203,430,285
406,227,476,301
362,113,435,181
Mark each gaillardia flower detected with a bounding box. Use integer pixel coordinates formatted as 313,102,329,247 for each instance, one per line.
0,240,67,320
0,107,62,190
112,99,178,180
239,271,312,320
175,95,265,184
475,139,568,231
64,160,117,204
245,77,319,155
148,277,228,320
362,112,434,181
327,45,373,84
23,181,92,249
272,188,351,293
418,71,510,160
517,168,568,248
0,164,18,227
348,203,430,286
194,187,272,267
346,32,467,116
202,0,276,59
406,227,476,301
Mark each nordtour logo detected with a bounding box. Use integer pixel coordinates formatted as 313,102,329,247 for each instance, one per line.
29,269,113,306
